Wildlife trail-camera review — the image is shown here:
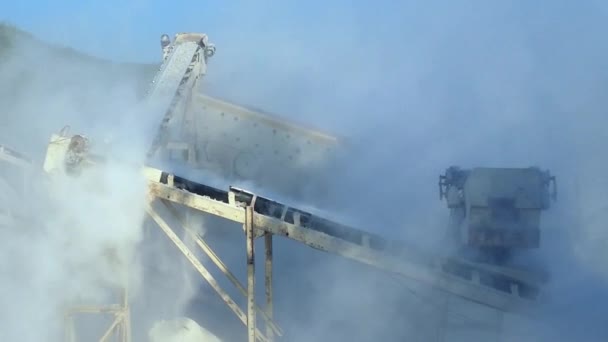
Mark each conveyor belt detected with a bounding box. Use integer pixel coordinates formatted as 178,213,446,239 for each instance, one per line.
144,41,202,160
142,167,541,312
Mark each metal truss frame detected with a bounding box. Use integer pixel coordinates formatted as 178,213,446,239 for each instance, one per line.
60,166,537,342
64,288,131,342
63,200,282,342
145,198,282,342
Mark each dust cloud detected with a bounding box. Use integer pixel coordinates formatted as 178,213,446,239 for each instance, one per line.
1,1,608,341
200,2,608,341
0,26,191,342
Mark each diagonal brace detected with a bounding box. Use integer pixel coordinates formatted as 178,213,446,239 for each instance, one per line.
162,201,283,336
145,201,269,342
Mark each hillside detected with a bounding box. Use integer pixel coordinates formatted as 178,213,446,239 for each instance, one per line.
0,22,157,74
0,23,159,158
0,22,157,96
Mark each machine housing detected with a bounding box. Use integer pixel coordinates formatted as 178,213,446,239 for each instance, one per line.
439,166,556,261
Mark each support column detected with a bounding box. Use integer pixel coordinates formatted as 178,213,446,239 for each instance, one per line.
64,314,75,342
246,206,256,342
162,201,282,337
264,233,274,342
121,287,131,342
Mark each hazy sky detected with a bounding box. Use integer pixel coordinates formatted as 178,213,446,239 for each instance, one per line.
1,0,243,62
1,0,373,63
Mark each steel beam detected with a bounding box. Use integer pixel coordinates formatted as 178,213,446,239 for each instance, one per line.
246,206,256,342
64,314,75,342
63,285,130,342
146,200,269,342
147,179,532,312
99,313,123,342
162,201,283,336
265,233,274,342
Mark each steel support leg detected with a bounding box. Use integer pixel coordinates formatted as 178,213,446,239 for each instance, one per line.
163,201,282,336
147,201,269,341
121,287,131,342
265,233,274,342
246,206,256,342
64,314,75,342
163,202,283,339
